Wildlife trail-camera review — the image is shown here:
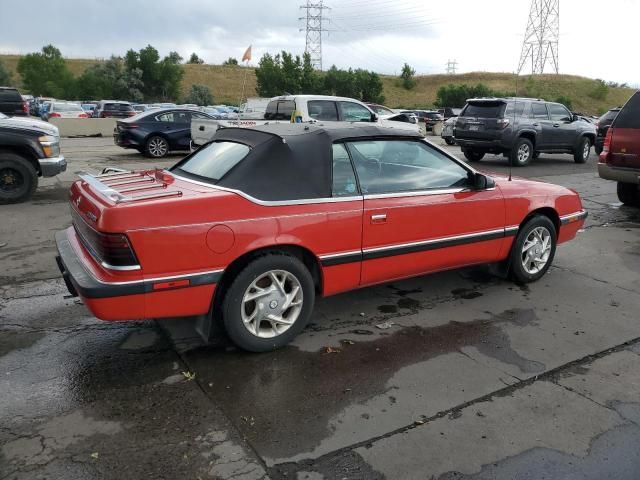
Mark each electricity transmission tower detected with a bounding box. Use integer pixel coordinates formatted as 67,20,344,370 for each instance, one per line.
517,0,560,74
446,59,458,75
300,1,329,70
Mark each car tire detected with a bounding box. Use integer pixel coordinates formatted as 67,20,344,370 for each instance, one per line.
145,135,169,158
509,215,557,283
222,253,315,352
617,182,640,206
463,149,485,162
444,138,455,146
574,137,591,164
0,153,38,204
510,137,534,166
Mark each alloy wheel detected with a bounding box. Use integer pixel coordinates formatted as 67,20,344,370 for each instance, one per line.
241,270,304,338
148,137,168,157
521,226,552,274
517,144,530,163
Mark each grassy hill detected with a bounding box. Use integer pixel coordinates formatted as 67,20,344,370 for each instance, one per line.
1,54,634,115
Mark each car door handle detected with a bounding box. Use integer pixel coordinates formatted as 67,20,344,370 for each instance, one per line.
371,214,387,224
532,123,539,127
553,124,560,127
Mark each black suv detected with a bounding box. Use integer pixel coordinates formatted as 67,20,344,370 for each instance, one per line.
0,87,28,117
92,100,136,118
455,97,596,166
594,108,620,154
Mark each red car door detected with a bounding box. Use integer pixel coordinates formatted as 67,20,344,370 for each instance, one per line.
344,139,507,286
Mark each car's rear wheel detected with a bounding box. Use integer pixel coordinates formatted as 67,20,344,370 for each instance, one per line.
463,149,485,162
574,137,591,164
510,137,534,166
145,135,169,158
222,254,315,352
617,182,640,206
509,215,557,283
0,153,38,204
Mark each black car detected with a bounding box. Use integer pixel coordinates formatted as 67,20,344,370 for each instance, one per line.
594,108,620,154
0,87,28,117
402,110,444,131
455,97,596,166
93,100,136,119
114,108,214,158
437,107,462,119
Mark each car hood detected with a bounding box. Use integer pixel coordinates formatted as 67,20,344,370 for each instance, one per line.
0,116,59,136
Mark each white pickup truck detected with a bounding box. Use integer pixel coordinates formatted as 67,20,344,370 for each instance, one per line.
191,94,420,148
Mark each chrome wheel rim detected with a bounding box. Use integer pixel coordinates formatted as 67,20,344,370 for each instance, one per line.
148,138,168,157
517,144,530,163
241,270,303,338
521,226,552,274
583,141,590,159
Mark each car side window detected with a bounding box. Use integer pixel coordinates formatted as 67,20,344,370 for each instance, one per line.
531,103,549,119
548,104,572,122
338,102,372,122
504,102,529,118
156,112,175,122
331,143,358,197
308,100,339,121
346,140,470,194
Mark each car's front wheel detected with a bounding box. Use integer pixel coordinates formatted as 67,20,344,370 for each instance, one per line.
0,153,38,204
509,215,557,283
617,182,640,206
463,149,485,162
444,137,455,146
574,137,591,164
145,135,169,158
510,137,534,166
222,254,315,352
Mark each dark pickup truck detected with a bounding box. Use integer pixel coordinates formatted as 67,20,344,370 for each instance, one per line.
455,97,596,166
0,113,66,203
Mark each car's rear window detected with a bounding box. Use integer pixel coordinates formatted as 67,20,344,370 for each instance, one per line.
0,89,21,101
462,103,505,118
105,103,133,111
599,109,620,123
613,93,640,129
264,100,295,120
171,141,251,183
54,103,83,112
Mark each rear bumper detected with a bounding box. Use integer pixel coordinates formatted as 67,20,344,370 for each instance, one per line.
598,164,640,184
55,228,221,320
39,155,66,177
456,138,506,151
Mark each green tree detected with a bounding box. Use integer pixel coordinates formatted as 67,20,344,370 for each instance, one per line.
354,69,385,103
187,53,204,64
184,84,213,105
435,83,508,108
554,95,573,111
400,63,416,90
74,56,143,101
0,59,13,86
255,52,286,97
124,45,184,101
300,52,320,93
222,57,238,66
589,79,609,101
17,45,74,97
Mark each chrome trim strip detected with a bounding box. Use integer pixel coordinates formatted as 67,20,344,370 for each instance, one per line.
560,210,588,224
363,188,466,200
504,225,519,235
318,250,362,260
100,261,141,272
363,228,506,255
81,268,225,287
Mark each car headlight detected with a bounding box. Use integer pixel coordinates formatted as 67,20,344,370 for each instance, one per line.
38,135,60,158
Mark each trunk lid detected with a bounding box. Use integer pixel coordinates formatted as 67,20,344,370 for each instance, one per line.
605,91,640,169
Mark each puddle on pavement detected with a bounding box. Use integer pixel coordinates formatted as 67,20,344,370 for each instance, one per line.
186,308,544,461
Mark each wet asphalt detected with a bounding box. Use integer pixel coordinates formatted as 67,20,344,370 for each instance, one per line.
1,137,640,479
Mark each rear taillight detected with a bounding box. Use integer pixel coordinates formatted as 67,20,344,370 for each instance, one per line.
72,209,139,270
122,124,138,129
599,128,613,163
101,111,111,118
49,112,61,118
22,102,28,114
127,111,136,116
497,118,510,129
79,113,88,118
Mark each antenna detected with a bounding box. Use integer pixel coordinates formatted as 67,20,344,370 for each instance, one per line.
517,0,559,74
510,77,518,182
299,1,330,70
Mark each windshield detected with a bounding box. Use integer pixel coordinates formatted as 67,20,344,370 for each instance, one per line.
53,103,84,112
171,141,250,183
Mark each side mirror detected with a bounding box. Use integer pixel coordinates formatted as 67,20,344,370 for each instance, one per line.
371,112,379,122
473,173,495,190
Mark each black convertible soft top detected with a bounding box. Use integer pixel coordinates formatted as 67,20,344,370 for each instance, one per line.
211,124,421,201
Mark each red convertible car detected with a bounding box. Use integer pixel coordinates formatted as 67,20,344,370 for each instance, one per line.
56,124,587,351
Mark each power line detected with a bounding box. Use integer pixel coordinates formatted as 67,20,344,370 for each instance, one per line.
517,0,560,74
299,1,330,70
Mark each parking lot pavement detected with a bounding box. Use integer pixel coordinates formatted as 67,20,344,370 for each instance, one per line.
1,137,640,479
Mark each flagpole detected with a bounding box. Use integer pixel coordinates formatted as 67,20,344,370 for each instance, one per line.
238,60,250,125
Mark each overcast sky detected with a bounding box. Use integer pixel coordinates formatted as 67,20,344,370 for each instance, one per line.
1,0,638,84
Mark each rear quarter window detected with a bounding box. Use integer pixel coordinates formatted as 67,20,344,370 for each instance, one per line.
171,141,250,183
0,89,21,101
264,100,295,120
614,93,640,129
